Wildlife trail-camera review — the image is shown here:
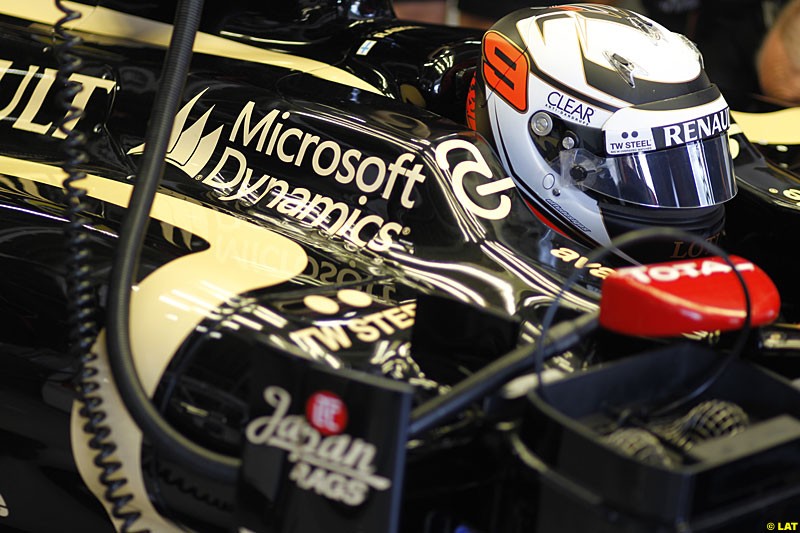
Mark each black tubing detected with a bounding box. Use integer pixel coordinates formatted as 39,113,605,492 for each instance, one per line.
408,311,600,437
106,0,240,484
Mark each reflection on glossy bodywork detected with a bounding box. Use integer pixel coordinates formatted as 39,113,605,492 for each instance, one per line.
0,155,307,531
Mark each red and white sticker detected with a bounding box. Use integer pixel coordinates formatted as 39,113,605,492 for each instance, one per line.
306,391,349,436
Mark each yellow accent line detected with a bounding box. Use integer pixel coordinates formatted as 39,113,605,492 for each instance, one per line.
732,108,800,146
0,155,307,532
0,0,384,95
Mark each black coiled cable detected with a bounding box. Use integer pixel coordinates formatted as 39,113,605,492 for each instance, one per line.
53,2,147,532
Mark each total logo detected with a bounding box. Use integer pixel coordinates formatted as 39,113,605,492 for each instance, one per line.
618,258,754,284
245,386,390,506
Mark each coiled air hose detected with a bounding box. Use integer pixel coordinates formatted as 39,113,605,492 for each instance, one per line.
54,1,146,531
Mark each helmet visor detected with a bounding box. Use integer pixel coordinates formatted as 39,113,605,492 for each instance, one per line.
558,133,736,208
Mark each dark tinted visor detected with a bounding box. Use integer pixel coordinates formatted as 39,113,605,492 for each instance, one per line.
558,133,736,207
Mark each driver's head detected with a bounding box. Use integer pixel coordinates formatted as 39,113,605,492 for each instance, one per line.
472,4,736,253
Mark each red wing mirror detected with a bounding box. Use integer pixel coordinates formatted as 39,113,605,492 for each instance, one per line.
599,256,781,337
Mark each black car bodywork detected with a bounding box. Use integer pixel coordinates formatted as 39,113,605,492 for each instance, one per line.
0,1,798,532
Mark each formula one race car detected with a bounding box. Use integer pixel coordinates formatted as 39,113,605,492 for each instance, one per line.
0,1,799,532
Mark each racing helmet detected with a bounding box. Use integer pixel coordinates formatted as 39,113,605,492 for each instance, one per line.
471,4,736,252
